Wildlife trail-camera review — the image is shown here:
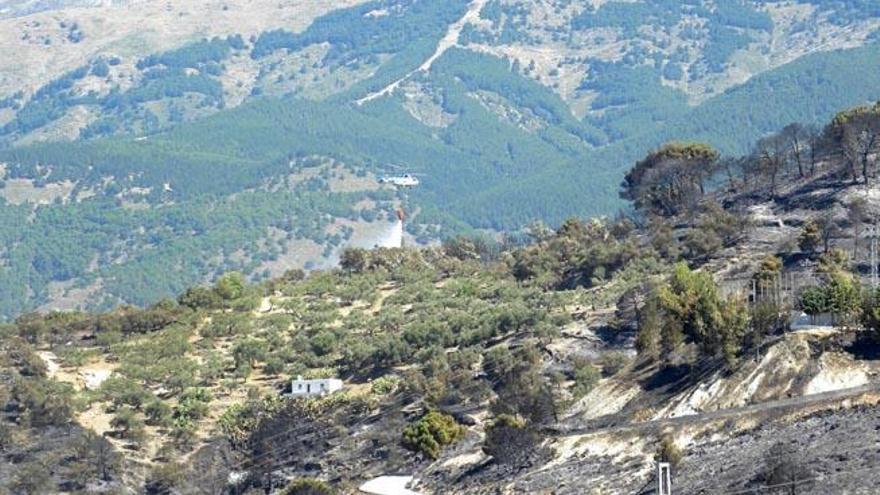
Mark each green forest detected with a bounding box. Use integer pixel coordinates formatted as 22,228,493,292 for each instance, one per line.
3,42,880,318
1,0,879,318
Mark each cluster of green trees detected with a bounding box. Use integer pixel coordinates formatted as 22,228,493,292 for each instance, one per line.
0,35,248,143
823,102,880,185
136,36,241,70
0,65,93,136
572,0,771,73
620,142,718,216
460,0,535,45
571,0,685,35
402,410,466,459
621,98,880,214
441,44,880,231
251,0,469,64
509,217,640,289
0,157,381,319
802,0,880,24
636,263,750,367
581,61,689,141
793,249,870,328
4,274,263,453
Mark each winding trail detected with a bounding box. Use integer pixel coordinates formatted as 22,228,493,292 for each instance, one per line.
356,0,489,105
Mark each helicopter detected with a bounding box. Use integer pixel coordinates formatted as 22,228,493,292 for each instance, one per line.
378,173,420,188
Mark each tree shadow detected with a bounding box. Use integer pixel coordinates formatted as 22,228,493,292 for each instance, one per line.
640,363,694,393
775,179,849,213
594,325,636,348
844,333,880,361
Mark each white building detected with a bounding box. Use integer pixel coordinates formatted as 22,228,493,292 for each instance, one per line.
289,376,343,398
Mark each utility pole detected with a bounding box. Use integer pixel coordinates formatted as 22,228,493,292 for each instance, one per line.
657,462,672,495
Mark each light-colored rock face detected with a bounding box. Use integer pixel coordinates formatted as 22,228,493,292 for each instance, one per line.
2,0,878,108
0,0,371,96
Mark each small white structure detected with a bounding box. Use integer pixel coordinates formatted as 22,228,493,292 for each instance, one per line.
289,375,343,398
359,475,420,495
790,310,835,330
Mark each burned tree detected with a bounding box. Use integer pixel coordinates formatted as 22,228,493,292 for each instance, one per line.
826,103,880,185
781,122,811,178
761,442,814,495
755,133,788,199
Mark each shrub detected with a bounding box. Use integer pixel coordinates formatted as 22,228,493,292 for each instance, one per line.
279,479,334,495
100,376,150,410
656,434,683,467
571,360,600,399
402,411,465,459
799,286,828,315
762,442,814,493
753,255,782,282
145,400,173,427
483,414,540,466
175,388,211,422
214,272,246,300
6,338,47,377
263,355,285,375
11,377,75,427
799,220,821,254
599,351,628,376
178,286,222,310
370,375,400,395
110,407,145,441
310,330,338,356
231,337,266,370
145,462,185,494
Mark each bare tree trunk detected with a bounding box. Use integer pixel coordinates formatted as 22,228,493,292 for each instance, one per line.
792,136,804,178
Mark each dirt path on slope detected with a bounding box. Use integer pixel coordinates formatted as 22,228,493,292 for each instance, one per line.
356,0,489,104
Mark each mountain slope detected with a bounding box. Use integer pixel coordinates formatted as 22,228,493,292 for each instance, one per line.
1,0,880,318
6,121,880,492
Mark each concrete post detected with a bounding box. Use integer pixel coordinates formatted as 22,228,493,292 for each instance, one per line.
657,462,672,495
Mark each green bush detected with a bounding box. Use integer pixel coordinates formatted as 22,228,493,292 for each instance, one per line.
599,352,628,376
279,479,334,495
370,375,400,395
110,407,145,441
99,376,151,410
402,411,466,459
11,377,75,427
799,220,822,254
174,388,212,422
145,400,173,427
571,360,600,399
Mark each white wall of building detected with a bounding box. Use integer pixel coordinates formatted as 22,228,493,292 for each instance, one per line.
290,376,343,398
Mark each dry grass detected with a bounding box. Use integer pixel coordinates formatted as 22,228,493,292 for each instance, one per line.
0,177,75,204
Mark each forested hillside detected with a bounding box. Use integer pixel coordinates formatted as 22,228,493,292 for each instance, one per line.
1,0,880,318
5,101,880,493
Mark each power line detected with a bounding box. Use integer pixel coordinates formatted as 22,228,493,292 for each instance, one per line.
689,442,880,494
713,462,880,495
